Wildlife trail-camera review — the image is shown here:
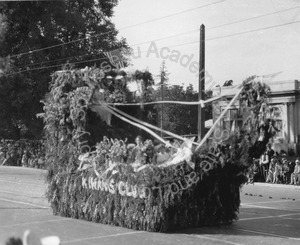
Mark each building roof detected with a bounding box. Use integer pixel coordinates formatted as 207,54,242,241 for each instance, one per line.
212,80,300,100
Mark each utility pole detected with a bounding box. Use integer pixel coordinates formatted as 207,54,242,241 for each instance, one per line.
198,24,205,141
160,74,164,138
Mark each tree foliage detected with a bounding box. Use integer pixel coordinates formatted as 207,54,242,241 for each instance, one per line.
42,67,155,150
154,83,212,136
0,73,43,138
153,61,213,136
0,0,129,139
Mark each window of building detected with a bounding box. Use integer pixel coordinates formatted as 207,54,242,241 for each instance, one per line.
221,108,243,132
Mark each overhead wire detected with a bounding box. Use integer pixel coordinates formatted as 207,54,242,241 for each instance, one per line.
7,0,226,59
14,53,94,69
10,5,300,71
4,17,300,77
4,57,109,76
11,29,197,71
207,19,300,41
112,16,300,56
117,0,226,30
3,6,300,75
207,5,300,30
128,5,300,46
162,18,300,49
13,3,300,63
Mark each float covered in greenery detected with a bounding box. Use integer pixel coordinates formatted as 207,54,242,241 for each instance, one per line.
42,68,277,232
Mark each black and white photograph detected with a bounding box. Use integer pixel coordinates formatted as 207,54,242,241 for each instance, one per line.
0,0,300,244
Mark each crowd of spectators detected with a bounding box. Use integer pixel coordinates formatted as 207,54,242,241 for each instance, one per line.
248,144,300,185
1,138,299,185
0,139,46,169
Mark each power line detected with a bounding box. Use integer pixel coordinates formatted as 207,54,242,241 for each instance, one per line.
207,5,300,30
14,53,94,69
8,0,226,59
14,52,107,69
12,5,300,70
147,5,300,43
8,17,300,76
6,6,300,75
3,57,109,77
207,19,300,41
14,31,197,70
128,6,300,47
162,18,300,49
118,0,225,30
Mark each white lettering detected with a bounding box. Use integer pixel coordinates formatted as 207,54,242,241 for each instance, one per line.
108,178,116,194
118,181,126,196
82,177,87,188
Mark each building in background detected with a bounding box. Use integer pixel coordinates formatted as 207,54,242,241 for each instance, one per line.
212,80,300,156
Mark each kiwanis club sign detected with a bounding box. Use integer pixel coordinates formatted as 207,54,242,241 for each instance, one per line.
81,171,200,199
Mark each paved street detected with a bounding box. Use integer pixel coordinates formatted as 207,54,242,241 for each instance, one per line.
1,166,300,245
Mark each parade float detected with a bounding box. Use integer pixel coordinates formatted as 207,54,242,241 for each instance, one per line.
42,67,277,232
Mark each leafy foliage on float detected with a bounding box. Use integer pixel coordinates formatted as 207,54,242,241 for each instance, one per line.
43,70,277,232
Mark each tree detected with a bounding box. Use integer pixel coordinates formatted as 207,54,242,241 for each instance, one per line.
0,0,129,139
153,80,213,136
156,61,169,137
0,73,43,139
110,69,156,142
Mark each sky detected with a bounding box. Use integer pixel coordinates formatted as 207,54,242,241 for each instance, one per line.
112,0,300,90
